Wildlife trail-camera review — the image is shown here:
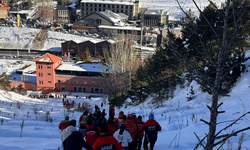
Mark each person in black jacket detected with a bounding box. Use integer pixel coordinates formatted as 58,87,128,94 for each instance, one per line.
66,125,93,150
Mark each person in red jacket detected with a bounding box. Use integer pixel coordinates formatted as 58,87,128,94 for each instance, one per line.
125,114,137,150
137,113,161,150
82,103,85,108
136,115,144,150
93,123,124,150
59,116,70,132
85,119,100,147
109,107,115,120
107,118,118,135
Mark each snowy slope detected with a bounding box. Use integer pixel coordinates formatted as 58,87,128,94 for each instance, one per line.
0,51,250,150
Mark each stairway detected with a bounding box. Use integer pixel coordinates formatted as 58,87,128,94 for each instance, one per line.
31,29,48,50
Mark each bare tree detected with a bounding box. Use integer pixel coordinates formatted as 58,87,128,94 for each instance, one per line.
101,35,142,101
167,0,250,149
37,0,54,23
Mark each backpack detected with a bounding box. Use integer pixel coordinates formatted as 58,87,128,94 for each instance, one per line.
80,115,88,125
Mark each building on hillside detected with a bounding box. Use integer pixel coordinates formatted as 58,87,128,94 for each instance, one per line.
141,9,168,27
79,10,128,27
98,25,141,38
9,53,109,94
0,0,10,19
61,39,113,57
55,5,76,23
80,0,142,20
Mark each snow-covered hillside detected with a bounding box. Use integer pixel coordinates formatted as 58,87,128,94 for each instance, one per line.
141,0,226,20
1,52,250,149
0,27,102,51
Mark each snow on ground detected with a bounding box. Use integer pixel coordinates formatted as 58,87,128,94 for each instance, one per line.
1,51,250,149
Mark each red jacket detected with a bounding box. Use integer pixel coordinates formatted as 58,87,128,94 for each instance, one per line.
85,124,100,146
137,119,161,143
125,120,137,141
93,134,124,150
137,119,144,139
58,120,70,132
108,124,118,135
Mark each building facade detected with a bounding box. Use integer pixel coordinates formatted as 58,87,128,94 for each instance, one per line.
80,0,142,20
10,53,109,94
0,0,10,18
61,40,111,57
55,5,76,23
141,9,168,26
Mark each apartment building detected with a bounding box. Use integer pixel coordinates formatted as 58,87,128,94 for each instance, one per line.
55,5,76,23
10,53,109,94
80,0,142,20
141,9,169,26
0,0,10,19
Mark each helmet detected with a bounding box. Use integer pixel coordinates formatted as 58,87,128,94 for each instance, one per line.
119,111,124,115
127,114,132,119
149,113,154,120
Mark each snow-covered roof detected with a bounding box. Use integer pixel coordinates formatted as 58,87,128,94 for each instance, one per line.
34,53,62,63
56,62,108,73
98,25,141,31
134,45,156,51
81,0,135,5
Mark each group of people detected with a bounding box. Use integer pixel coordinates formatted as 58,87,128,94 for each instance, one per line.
59,106,161,150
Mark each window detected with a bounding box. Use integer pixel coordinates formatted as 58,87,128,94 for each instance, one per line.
91,88,94,93
83,81,87,85
100,89,103,93
39,73,40,77
41,65,42,69
48,81,51,83
78,87,82,92
74,87,77,92
74,80,78,84
41,73,43,77
95,88,99,93
83,87,86,92
42,81,43,84
66,80,70,83
58,79,61,83
39,81,41,84
38,65,40,69
47,66,51,69
48,73,51,75
61,86,66,91
91,81,95,85
16,84,18,87
100,82,104,86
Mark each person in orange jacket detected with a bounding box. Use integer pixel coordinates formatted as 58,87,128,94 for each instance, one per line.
125,114,137,150
93,123,124,150
137,113,161,150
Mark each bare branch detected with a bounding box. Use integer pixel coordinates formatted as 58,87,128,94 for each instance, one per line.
191,0,221,47
193,132,206,149
200,119,210,125
216,119,237,125
214,127,250,147
217,111,225,114
207,105,211,111
208,0,224,17
215,111,250,137
217,102,223,109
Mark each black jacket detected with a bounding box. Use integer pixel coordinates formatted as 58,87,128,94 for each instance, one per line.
66,131,93,150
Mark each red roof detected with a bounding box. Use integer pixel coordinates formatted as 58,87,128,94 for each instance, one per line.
34,53,62,63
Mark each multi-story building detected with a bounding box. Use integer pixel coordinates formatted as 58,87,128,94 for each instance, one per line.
0,0,10,19
9,53,109,94
141,9,169,26
55,5,76,23
80,0,142,20
61,39,113,57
